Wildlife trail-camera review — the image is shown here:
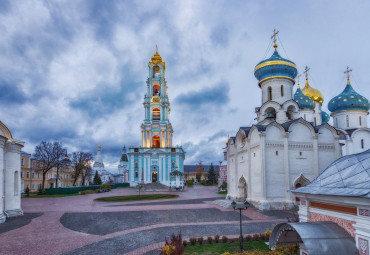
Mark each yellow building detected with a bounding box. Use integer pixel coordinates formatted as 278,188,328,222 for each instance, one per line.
21,152,83,192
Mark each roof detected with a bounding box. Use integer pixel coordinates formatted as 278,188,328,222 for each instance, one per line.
292,149,370,198
328,82,369,113
269,222,359,255
184,165,220,173
294,87,315,110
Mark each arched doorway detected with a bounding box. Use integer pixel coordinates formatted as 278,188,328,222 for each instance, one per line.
153,84,160,96
152,135,160,148
152,108,160,121
237,176,247,200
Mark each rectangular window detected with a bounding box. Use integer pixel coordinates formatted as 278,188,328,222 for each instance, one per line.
38,184,41,189
171,148,176,152
21,172,24,178
32,172,35,178
26,172,30,178
21,158,25,166
346,115,349,127
135,172,138,178
32,184,35,190
26,184,29,189
37,173,40,178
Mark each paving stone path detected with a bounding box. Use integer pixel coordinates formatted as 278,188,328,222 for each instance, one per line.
0,185,291,255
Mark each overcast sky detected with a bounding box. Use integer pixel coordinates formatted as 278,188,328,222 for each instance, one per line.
1,1,369,172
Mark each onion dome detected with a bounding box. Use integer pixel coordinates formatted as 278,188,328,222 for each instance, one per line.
302,78,324,104
321,111,330,124
149,46,166,69
254,49,297,86
328,79,369,113
294,83,315,110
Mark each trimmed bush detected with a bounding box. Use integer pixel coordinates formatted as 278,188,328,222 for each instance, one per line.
207,236,213,244
182,240,188,247
198,236,204,245
265,230,271,240
80,190,94,195
100,184,112,190
186,179,194,187
245,235,252,241
189,237,196,246
222,236,228,243
252,233,260,241
259,233,266,240
214,234,220,243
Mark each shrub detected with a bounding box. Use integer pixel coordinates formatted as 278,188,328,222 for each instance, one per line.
100,184,111,190
222,236,228,243
207,236,213,244
80,190,94,195
163,232,184,255
265,230,271,240
198,236,204,245
182,240,187,247
220,181,227,191
214,234,220,243
245,235,252,241
275,244,299,255
25,187,30,197
186,179,194,187
37,188,44,195
189,237,196,245
259,233,266,240
161,244,176,255
252,233,260,241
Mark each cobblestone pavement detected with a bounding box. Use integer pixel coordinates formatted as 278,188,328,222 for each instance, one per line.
0,185,290,255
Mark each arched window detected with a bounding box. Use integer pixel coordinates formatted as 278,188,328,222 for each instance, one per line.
152,65,160,78
281,85,284,97
361,139,364,149
153,84,160,96
152,135,160,148
346,115,349,127
152,108,160,121
359,116,362,126
304,114,306,120
14,171,19,195
134,162,138,168
314,117,317,126
268,87,272,101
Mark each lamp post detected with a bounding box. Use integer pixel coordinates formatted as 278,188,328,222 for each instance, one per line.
231,200,250,252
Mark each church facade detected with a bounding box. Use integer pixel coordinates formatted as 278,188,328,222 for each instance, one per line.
126,50,185,187
0,120,24,224
92,145,114,184
227,32,346,210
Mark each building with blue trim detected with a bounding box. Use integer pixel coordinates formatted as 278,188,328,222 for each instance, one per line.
126,50,185,187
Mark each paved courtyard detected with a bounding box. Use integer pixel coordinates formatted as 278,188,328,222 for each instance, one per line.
0,185,294,255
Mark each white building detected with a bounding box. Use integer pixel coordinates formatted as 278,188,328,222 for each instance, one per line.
0,120,24,224
92,145,114,184
116,146,129,183
226,35,342,210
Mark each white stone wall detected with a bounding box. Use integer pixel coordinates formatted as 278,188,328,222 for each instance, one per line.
299,109,314,123
260,78,294,105
332,111,368,130
351,129,370,154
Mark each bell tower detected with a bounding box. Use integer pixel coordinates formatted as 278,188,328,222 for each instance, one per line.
141,47,173,148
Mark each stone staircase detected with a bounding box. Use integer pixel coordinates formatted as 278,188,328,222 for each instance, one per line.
143,182,169,192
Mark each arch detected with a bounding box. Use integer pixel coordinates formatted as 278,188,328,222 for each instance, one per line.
0,120,13,139
264,107,276,119
317,123,340,139
152,84,160,96
293,173,310,202
152,65,160,78
288,118,316,137
236,129,247,148
152,108,160,121
267,86,272,100
265,122,286,139
286,105,297,120
282,100,299,112
237,176,247,199
152,135,160,148
14,171,19,195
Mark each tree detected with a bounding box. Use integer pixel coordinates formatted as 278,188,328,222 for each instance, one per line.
93,170,102,185
195,160,203,182
71,151,93,186
207,163,217,185
33,141,58,192
53,142,67,189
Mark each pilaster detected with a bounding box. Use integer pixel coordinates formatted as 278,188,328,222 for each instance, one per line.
312,134,319,177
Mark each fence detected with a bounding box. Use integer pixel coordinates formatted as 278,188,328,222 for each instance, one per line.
44,183,130,195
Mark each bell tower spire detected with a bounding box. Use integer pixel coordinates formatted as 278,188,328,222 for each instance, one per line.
142,48,173,148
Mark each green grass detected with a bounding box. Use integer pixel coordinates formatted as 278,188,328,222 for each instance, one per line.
184,240,270,254
94,194,179,202
23,193,79,198
217,191,227,195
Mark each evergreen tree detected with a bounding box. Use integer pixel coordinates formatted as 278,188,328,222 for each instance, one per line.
207,163,217,185
93,171,102,185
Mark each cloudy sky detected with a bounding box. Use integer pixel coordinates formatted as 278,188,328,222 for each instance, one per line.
1,1,369,172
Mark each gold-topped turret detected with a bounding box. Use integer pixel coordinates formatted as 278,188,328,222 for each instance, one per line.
149,45,165,69
301,66,324,104
98,145,101,149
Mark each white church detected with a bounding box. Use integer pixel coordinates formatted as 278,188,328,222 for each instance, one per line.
0,120,24,223
226,31,369,210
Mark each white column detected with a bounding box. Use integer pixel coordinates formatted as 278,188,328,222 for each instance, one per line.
283,133,290,201
313,134,319,177
260,133,266,200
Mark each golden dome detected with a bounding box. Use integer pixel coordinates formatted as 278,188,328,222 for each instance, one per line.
149,48,166,69
97,145,101,149
302,78,324,104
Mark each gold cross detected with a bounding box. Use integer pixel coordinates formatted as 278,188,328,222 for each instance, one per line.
303,66,310,80
344,66,352,83
156,44,158,52
271,29,279,50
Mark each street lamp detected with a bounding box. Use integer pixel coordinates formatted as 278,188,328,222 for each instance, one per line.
231,200,250,252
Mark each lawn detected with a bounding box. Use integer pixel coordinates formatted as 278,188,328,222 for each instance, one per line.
23,193,79,198
184,240,270,254
217,191,227,195
94,194,179,202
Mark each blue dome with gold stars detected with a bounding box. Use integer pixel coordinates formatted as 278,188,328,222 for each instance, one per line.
254,49,297,86
328,80,369,113
321,111,330,124
294,86,315,110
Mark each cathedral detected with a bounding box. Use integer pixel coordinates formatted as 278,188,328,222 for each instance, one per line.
226,31,369,210
92,145,114,184
126,49,185,187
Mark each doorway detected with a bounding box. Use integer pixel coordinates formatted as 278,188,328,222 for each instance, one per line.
152,172,158,182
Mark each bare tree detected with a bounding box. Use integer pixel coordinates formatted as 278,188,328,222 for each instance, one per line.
71,152,93,186
33,141,58,191
53,142,67,189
